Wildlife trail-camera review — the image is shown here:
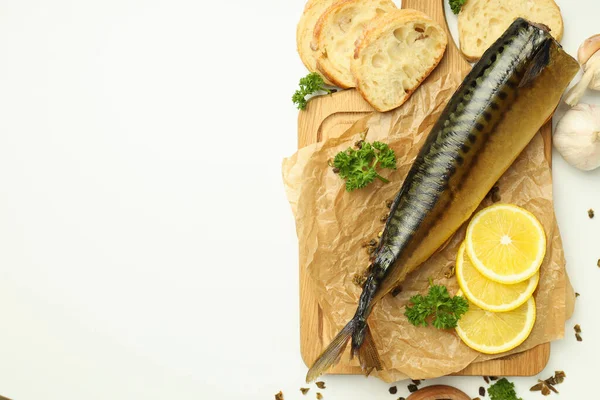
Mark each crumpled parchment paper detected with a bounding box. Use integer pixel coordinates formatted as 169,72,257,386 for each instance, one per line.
283,73,575,381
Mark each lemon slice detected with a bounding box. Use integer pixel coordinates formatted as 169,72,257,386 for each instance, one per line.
466,204,546,284
456,242,539,312
455,290,536,354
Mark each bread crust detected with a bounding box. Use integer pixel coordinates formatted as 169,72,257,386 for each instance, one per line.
296,0,337,82
352,9,448,112
312,0,397,89
458,0,564,61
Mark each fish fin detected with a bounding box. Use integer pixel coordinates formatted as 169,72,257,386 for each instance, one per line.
519,39,552,88
529,21,551,33
354,323,383,375
305,320,355,383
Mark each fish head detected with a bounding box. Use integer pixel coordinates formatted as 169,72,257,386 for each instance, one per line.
511,17,555,48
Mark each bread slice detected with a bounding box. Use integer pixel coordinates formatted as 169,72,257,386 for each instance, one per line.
313,0,397,89
458,0,563,61
351,9,447,112
296,0,338,81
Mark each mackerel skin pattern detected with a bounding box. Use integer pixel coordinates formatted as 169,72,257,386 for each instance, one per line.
358,20,551,317
305,18,576,382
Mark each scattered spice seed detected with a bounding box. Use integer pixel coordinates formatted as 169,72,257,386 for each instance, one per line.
332,167,340,174
391,285,403,297
380,214,389,222
489,376,498,381
389,386,398,395
597,259,600,268
366,246,376,255
316,392,323,400
362,239,378,248
531,381,552,396
576,333,582,342
483,376,490,384
541,386,551,396
275,391,284,400
355,140,364,149
554,371,566,384
492,191,501,203
479,386,486,396
397,398,406,400
589,209,595,219
530,381,544,392
487,186,501,203
576,292,580,297
444,265,456,279
411,379,421,386
574,324,581,333
407,384,418,393
315,382,326,390
353,272,367,288
300,388,310,395
386,200,394,208
532,371,567,395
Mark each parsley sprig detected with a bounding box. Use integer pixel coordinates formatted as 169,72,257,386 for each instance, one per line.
488,378,523,400
405,284,469,329
449,0,467,14
333,140,397,192
292,72,332,110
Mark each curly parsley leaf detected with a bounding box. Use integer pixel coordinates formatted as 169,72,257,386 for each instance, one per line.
405,284,469,329
449,0,467,14
292,72,332,110
333,141,397,192
488,378,523,400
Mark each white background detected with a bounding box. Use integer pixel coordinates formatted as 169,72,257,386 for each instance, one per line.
0,0,598,399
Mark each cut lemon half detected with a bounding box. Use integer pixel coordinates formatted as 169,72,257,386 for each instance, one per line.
456,242,539,312
466,204,546,284
455,290,536,354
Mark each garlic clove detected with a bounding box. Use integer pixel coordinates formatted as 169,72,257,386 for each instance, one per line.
591,69,600,91
564,68,595,106
565,43,600,106
554,103,600,171
578,34,600,65
586,52,600,90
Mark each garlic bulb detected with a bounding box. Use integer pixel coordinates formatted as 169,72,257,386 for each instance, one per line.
588,52,600,91
554,103,600,171
564,34,600,106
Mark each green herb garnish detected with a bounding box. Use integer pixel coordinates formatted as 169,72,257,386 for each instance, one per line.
488,378,522,400
292,72,332,110
333,140,396,192
449,0,467,14
404,284,469,329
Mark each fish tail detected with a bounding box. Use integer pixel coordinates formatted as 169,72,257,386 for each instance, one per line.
305,317,383,382
305,319,355,382
351,320,382,376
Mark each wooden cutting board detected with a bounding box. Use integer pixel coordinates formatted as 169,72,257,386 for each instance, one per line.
298,0,551,378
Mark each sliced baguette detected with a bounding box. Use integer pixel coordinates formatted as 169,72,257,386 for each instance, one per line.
313,0,397,89
458,0,563,61
296,0,338,81
351,9,447,112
